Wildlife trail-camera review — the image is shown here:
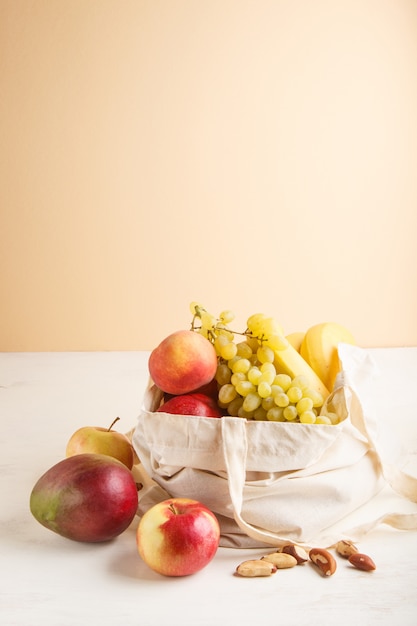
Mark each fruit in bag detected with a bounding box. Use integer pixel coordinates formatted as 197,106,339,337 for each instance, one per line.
300,322,355,391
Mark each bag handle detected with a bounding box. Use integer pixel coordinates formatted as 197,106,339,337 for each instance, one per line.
221,417,300,548
334,380,417,543
340,371,417,504
337,345,417,504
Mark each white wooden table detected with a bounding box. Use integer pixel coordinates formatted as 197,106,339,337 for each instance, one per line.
1,348,417,626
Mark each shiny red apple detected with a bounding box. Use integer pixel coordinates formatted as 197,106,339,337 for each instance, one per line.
136,498,220,576
157,392,223,418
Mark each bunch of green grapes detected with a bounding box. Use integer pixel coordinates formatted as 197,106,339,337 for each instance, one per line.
190,303,339,425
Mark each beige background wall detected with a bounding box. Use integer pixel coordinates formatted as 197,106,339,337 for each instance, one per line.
1,0,416,351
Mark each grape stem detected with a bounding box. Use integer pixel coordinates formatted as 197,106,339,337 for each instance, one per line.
191,321,264,343
190,306,270,344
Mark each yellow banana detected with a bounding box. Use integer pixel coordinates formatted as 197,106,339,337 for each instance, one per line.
273,340,330,400
300,322,355,391
285,332,305,353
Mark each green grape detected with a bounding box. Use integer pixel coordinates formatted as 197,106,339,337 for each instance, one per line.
274,373,292,391
245,335,261,352
236,341,253,359
296,397,314,414
257,345,275,364
246,313,268,335
216,362,231,385
214,334,229,353
259,369,275,386
219,310,235,324
262,396,275,411
238,406,255,419
189,301,204,315
302,388,324,408
227,355,241,370
316,415,332,425
243,392,262,413
200,311,216,330
220,342,238,360
235,380,256,397
299,410,316,424
283,405,298,421
227,397,244,416
274,392,290,408
258,381,272,398
260,361,275,374
270,384,284,397
292,375,310,390
259,363,276,385
260,317,283,337
266,407,285,421
231,358,251,374
218,383,237,404
231,372,246,386
247,366,262,385
287,385,303,403
196,327,209,338
254,406,268,421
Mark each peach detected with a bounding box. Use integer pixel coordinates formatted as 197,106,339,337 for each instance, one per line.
148,330,217,395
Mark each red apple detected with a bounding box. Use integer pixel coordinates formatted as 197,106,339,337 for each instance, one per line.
148,330,217,395
194,378,219,399
30,453,139,542
65,417,135,469
136,498,220,576
157,392,223,418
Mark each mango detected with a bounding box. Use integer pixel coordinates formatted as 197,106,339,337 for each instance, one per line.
29,453,139,542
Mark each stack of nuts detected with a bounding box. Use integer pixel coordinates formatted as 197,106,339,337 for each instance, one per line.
235,540,376,578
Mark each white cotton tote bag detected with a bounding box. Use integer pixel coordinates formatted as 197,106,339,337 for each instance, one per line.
132,344,417,548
